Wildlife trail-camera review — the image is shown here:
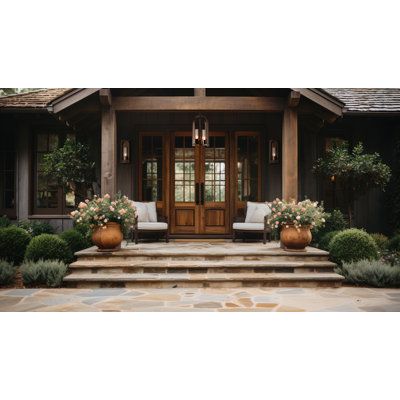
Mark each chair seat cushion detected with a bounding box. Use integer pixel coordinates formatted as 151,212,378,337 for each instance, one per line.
233,222,264,231
137,222,168,231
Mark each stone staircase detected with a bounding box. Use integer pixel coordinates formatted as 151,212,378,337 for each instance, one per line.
63,241,344,288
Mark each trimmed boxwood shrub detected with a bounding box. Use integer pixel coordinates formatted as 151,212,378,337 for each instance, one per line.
329,228,378,264
0,260,16,286
388,234,400,252
17,219,55,237
336,259,400,288
312,209,347,245
21,259,68,288
0,226,31,265
25,234,72,264
370,233,389,251
60,229,90,256
318,230,340,251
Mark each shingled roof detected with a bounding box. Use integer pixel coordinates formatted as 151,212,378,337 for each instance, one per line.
0,88,72,110
324,88,400,113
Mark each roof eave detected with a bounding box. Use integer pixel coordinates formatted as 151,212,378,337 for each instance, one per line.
294,88,344,116
49,88,100,114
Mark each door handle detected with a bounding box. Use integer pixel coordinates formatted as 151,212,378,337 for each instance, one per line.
200,183,205,205
195,183,200,205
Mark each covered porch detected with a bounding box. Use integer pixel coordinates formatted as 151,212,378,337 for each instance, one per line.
53,88,343,238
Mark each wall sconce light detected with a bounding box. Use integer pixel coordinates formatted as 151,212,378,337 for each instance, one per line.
121,139,130,163
192,114,209,147
269,139,279,164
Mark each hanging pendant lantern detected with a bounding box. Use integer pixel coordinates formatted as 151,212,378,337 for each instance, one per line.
192,114,209,147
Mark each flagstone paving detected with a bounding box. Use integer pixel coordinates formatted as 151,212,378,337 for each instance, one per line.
1,286,400,311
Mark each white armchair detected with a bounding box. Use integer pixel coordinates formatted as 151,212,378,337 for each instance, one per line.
132,201,169,244
232,201,272,244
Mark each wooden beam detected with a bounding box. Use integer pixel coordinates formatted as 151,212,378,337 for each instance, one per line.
99,89,112,106
101,106,117,197
282,107,298,202
287,90,301,107
194,88,206,96
112,96,285,112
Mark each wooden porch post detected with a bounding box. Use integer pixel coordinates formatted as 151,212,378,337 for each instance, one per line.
101,105,117,197
17,123,30,220
282,106,298,201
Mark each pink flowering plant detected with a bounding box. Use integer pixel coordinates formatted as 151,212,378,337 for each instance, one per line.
267,198,327,231
70,193,137,233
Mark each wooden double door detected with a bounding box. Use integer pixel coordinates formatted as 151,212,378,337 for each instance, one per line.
170,131,230,235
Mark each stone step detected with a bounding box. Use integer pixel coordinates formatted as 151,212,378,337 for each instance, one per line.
69,260,337,274
75,245,329,264
76,254,330,263
64,272,344,288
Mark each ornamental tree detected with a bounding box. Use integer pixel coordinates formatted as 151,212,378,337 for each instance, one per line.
42,138,95,204
313,142,391,227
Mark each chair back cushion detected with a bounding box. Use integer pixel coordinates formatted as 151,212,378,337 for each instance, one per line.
133,201,158,222
245,201,271,223
146,201,158,222
133,201,149,222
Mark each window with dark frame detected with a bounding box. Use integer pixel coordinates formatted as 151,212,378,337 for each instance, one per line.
33,132,76,215
237,134,259,202
141,135,163,202
0,135,16,218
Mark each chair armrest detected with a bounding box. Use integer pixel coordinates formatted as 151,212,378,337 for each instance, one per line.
158,215,168,224
233,216,245,223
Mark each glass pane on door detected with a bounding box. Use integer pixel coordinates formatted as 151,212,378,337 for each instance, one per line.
174,136,195,202
204,136,226,202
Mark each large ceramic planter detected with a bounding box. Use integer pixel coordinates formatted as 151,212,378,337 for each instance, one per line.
280,224,312,251
92,222,123,251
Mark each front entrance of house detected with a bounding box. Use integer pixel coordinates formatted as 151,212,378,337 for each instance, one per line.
170,131,230,235
138,129,262,237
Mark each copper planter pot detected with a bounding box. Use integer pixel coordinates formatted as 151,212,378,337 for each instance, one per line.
280,224,312,251
92,222,123,251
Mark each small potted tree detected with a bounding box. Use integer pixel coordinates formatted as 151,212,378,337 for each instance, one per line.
42,138,96,205
313,142,391,227
71,194,137,251
268,199,327,251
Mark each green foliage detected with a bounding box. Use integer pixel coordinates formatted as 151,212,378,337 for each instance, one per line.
387,234,400,252
17,219,55,237
329,228,379,264
370,233,389,251
21,259,67,288
73,221,92,243
382,250,400,267
319,231,340,251
312,209,347,244
0,226,31,265
313,142,391,226
42,138,95,203
0,215,11,228
60,229,90,256
25,234,72,264
0,88,42,96
336,259,400,288
0,260,16,286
